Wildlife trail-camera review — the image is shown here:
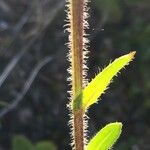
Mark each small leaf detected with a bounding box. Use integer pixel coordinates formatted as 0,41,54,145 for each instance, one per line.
35,141,57,150
12,135,34,150
82,51,136,110
86,122,122,150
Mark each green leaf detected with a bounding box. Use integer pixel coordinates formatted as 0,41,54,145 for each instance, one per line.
12,135,34,150
86,122,122,150
35,141,57,150
82,51,136,110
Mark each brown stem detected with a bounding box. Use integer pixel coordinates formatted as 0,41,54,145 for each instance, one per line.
67,0,88,149
74,109,84,150
70,0,85,149
70,0,84,96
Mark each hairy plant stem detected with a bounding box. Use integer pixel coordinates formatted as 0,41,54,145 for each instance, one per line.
70,0,85,150
71,0,84,96
73,109,84,150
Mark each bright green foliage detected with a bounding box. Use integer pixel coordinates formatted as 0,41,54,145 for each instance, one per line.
12,135,33,150
35,141,57,150
86,122,122,150
82,51,136,110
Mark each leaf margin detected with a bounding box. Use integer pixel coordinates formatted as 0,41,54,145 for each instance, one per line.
81,51,136,111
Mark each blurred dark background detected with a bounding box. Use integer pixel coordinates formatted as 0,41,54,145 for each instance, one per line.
0,0,149,149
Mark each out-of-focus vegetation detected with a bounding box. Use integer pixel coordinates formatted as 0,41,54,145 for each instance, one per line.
12,135,56,150
0,0,149,149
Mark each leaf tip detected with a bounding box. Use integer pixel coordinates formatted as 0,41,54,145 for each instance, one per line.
109,122,123,136
115,122,122,126
129,51,136,59
113,122,123,130
109,122,123,129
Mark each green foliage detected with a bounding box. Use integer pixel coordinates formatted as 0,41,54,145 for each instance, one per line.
68,1,136,149
12,135,57,150
80,52,135,111
35,141,57,150
86,122,122,150
72,51,135,149
12,135,33,150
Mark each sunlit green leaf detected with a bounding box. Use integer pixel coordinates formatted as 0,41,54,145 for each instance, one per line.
86,122,122,150
82,51,136,110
